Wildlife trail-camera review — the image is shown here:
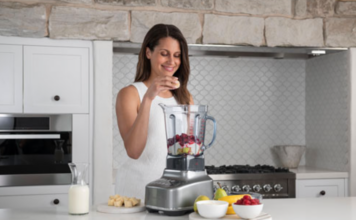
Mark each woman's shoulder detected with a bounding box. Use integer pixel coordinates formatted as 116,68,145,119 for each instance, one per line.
117,84,139,102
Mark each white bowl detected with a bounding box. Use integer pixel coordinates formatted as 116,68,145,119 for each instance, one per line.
196,200,228,219
232,203,264,219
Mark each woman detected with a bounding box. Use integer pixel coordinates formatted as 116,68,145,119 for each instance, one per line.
115,24,193,199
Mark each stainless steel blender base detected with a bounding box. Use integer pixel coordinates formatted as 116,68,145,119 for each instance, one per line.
145,169,214,216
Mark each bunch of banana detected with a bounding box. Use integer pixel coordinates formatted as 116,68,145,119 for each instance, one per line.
218,194,251,215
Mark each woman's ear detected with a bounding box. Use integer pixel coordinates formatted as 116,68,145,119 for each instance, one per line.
146,47,151,59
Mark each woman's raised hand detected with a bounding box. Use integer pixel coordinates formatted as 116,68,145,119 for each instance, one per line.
145,76,180,101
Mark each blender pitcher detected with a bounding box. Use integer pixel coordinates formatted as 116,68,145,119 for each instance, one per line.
159,104,217,156
68,163,89,215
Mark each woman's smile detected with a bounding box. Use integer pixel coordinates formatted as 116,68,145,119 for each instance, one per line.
162,65,175,72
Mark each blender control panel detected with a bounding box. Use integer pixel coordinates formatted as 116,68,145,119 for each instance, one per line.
151,179,182,187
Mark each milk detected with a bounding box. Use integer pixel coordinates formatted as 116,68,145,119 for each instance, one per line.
68,185,90,215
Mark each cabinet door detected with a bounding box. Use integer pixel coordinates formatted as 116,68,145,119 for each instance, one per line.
24,46,89,113
0,45,23,113
296,179,345,198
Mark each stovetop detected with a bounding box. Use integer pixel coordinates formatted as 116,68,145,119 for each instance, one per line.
205,164,296,198
205,164,290,175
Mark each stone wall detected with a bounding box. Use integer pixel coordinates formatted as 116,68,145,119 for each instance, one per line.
1,0,356,47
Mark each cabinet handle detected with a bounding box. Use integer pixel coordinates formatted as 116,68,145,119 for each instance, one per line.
53,199,60,205
0,134,60,139
54,95,60,101
320,190,326,196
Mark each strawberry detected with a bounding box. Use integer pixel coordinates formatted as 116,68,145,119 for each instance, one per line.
234,199,242,205
243,200,250,205
235,196,260,206
175,134,180,141
254,199,260,204
179,140,184,147
167,138,174,147
181,133,188,139
243,195,250,200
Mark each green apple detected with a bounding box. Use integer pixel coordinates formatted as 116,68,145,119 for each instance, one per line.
214,188,228,200
193,195,210,213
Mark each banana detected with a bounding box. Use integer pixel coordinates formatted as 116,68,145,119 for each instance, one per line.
218,194,251,215
226,206,235,215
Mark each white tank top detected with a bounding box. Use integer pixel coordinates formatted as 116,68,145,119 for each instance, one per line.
115,82,178,199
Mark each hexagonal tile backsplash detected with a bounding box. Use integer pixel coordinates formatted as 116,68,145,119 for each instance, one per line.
305,51,350,172
113,54,307,168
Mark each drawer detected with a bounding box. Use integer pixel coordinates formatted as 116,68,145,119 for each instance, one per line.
0,194,68,208
296,179,345,198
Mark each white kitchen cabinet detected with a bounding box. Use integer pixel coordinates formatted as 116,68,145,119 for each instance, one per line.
0,37,93,209
296,179,347,198
0,45,23,113
24,46,89,113
0,185,70,208
0,36,92,114
0,194,68,209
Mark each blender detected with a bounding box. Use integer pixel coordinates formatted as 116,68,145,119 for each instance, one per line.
145,104,217,216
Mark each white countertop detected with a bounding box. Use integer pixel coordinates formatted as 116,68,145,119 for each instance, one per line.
1,197,355,220
290,166,349,179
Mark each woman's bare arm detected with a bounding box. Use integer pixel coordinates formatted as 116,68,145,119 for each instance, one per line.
116,76,179,159
115,86,152,159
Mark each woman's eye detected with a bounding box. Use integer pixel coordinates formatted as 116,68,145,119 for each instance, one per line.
161,53,168,56
175,54,181,58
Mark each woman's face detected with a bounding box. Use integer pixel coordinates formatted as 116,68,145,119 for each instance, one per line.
146,37,181,77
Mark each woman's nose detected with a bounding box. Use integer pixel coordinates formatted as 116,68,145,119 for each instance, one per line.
167,55,175,64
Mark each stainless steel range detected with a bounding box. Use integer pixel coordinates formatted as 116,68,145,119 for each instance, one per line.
206,165,296,199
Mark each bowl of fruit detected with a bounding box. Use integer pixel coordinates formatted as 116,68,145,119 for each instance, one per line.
230,191,263,202
232,195,263,219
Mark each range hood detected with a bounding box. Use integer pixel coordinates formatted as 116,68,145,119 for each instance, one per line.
113,42,348,60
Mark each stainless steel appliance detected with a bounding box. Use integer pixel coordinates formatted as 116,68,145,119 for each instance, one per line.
145,104,217,216
206,164,296,199
0,114,72,186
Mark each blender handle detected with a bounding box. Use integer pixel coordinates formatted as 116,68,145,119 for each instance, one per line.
170,114,176,144
204,116,217,150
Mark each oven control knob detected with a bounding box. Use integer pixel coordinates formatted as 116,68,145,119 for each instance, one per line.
263,184,272,192
221,185,230,194
231,185,241,193
242,185,251,192
274,184,283,192
253,184,262,192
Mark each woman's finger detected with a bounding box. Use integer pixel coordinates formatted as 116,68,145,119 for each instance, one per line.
159,76,179,89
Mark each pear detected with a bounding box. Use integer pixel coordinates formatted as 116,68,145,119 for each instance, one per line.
214,182,228,200
193,195,210,213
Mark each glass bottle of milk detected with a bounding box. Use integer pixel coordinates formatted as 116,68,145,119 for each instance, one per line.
68,163,89,215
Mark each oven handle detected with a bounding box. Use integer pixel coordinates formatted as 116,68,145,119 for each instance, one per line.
0,134,61,139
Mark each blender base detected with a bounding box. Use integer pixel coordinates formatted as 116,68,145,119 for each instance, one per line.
145,169,213,216
146,207,191,216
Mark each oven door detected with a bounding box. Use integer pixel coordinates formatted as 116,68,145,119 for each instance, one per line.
0,132,72,186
